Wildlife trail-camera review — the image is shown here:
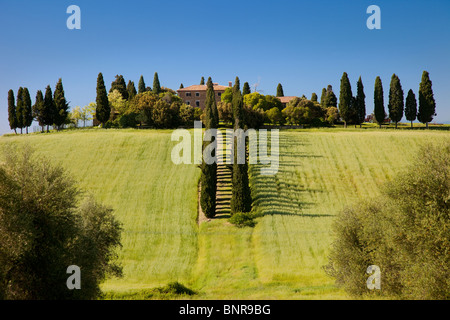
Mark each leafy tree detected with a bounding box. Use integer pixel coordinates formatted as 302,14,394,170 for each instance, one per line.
0,146,122,300
70,106,82,127
95,73,111,127
7,90,17,134
53,79,70,130
326,107,339,125
16,87,24,134
127,80,137,100
266,107,284,125
43,85,55,132
138,75,146,94
200,77,205,85
388,74,404,128
326,142,450,299
81,103,96,127
32,90,45,132
355,77,366,127
217,101,233,124
311,92,318,102
276,83,284,97
152,72,161,94
418,71,436,128
242,82,251,96
108,89,127,115
110,75,128,100
374,76,385,128
339,72,353,128
221,87,233,104
405,89,417,128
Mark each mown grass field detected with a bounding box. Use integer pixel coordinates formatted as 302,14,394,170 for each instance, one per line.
1,128,449,299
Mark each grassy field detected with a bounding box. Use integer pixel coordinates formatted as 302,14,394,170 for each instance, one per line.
1,128,449,299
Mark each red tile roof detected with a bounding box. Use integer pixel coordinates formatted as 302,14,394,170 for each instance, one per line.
277,96,297,104
177,84,230,92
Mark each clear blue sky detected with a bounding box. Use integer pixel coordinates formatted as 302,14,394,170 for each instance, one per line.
1,0,449,134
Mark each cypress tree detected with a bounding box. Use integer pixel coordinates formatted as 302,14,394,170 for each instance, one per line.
388,74,404,129
200,77,218,218
339,72,353,128
53,79,69,130
324,85,337,109
127,80,137,100
110,75,128,100
374,76,385,128
95,73,110,127
276,83,284,97
355,77,366,127
200,77,205,85
152,72,161,95
405,89,417,128
7,89,17,134
138,75,146,94
242,82,251,96
22,88,33,134
230,77,252,215
418,71,436,128
43,85,55,132
320,88,327,108
179,83,184,89
33,90,45,132
16,87,24,134
311,92,318,102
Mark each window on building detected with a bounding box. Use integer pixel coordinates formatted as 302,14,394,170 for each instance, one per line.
218,93,222,97
186,101,191,105
186,92,191,97
196,101,200,107
195,92,200,97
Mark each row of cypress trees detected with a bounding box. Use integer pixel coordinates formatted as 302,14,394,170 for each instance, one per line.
94,72,163,127
339,71,435,128
8,79,69,134
200,76,253,218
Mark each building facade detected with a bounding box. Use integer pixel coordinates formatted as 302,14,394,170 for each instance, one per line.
177,82,231,110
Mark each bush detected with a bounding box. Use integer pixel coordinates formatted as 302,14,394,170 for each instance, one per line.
325,142,450,299
0,145,123,300
229,211,260,228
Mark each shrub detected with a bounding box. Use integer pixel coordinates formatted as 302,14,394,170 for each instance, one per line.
325,142,450,299
229,211,259,228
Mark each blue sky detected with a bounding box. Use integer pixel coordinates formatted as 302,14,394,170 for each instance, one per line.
1,0,449,134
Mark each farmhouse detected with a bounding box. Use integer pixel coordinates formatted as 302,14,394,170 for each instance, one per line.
277,96,297,108
177,82,232,110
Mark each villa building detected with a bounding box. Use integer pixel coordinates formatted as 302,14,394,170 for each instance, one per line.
177,82,232,110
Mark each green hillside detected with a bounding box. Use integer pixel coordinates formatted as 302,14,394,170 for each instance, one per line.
2,128,449,299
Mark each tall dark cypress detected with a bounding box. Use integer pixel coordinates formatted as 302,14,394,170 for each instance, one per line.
7,89,17,134
418,71,436,128
325,85,337,109
374,76,385,128
95,73,110,127
179,83,184,89
33,90,45,132
276,83,284,97
43,85,55,132
127,80,137,100
16,87,24,134
339,72,353,128
22,88,33,134
355,77,366,127
53,79,69,130
152,72,161,94
200,77,205,85
405,89,417,128
230,77,252,215
110,75,128,100
138,75,146,94
388,74,404,129
242,82,251,96
311,93,318,103
320,88,327,108
200,77,218,218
